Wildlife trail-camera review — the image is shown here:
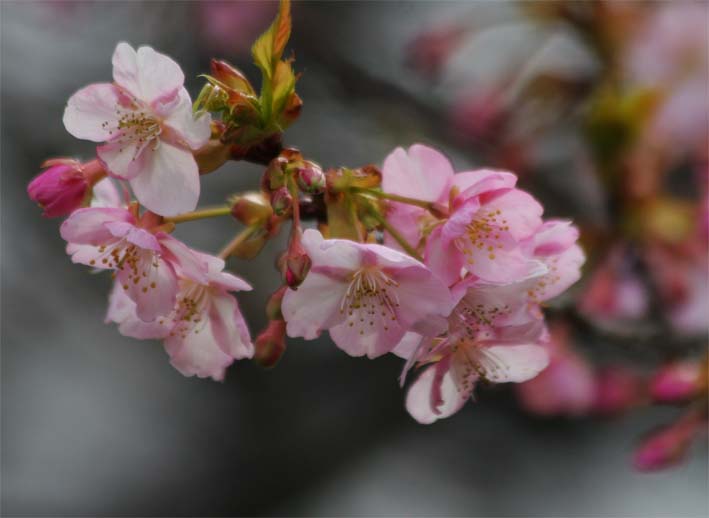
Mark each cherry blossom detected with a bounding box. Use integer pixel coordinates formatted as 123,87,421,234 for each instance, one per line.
381,144,544,286
106,252,253,381
403,274,550,424
60,206,207,321
63,42,211,216
281,229,454,359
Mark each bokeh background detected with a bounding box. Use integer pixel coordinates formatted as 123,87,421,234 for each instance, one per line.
2,1,707,516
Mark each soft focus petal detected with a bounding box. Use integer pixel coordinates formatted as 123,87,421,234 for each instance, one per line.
63,83,121,142
532,220,579,256
129,141,200,216
91,178,123,208
425,226,465,286
329,319,406,359
451,169,517,200
158,234,209,284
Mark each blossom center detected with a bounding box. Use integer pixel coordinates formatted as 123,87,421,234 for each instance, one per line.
457,208,507,264
102,107,162,158
166,282,211,339
340,268,400,334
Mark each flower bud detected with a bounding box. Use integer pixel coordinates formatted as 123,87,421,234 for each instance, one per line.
28,159,102,217
210,59,255,95
265,286,287,321
270,186,293,217
262,156,288,191
254,320,287,368
650,362,703,403
296,161,326,194
633,413,703,471
230,192,273,226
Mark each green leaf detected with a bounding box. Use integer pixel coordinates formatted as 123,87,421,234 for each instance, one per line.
252,0,291,80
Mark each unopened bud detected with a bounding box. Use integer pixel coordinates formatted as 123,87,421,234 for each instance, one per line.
230,192,273,226
210,59,255,95
633,412,703,471
650,362,703,403
265,286,287,321
262,156,289,191
28,158,104,218
271,187,293,217
296,161,326,194
254,320,287,368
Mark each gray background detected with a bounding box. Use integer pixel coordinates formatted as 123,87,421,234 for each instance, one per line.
2,1,707,516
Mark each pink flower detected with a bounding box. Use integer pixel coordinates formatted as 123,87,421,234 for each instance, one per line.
381,144,544,286
281,229,454,359
403,275,549,424
60,206,207,321
63,42,211,216
516,323,596,417
27,158,104,217
107,252,253,381
523,220,585,303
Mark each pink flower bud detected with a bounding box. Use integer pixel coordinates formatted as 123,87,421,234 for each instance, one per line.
254,320,287,368
28,160,88,217
270,187,293,216
296,161,326,194
650,362,703,403
633,412,704,471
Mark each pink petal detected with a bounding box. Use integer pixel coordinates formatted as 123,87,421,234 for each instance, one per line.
534,244,585,301
282,272,349,340
104,221,161,251
105,282,171,339
112,42,184,105
63,83,121,142
97,137,151,180
164,323,233,381
481,189,543,241
391,266,454,334
60,207,133,245
451,169,517,200
116,254,177,322
209,293,254,359
301,229,362,272
405,363,467,424
481,344,549,383
381,144,454,203
162,88,212,150
158,234,209,284
532,220,579,256
129,141,200,216
91,178,123,208
329,317,406,359
424,226,465,287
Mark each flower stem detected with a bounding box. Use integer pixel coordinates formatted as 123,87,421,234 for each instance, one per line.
370,211,423,262
164,206,232,224
352,188,434,210
218,226,257,259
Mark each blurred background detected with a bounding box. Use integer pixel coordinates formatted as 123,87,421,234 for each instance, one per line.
1,1,707,516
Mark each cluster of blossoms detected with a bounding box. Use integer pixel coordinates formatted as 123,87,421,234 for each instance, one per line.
404,0,708,467
27,1,585,423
